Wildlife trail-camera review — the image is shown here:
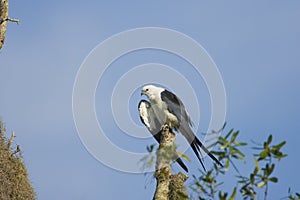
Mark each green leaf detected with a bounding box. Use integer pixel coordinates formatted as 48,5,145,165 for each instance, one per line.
253,158,260,174
178,152,191,162
225,158,229,169
211,151,224,156
267,135,273,145
250,174,255,185
224,129,234,140
264,163,275,176
219,137,229,149
274,141,286,150
146,144,156,152
269,163,275,175
237,176,248,184
147,157,154,166
252,146,263,150
230,131,239,143
234,142,247,146
276,153,288,161
229,187,237,200
229,146,234,154
258,150,268,160
233,147,246,158
269,177,278,183
257,181,266,188
218,191,227,200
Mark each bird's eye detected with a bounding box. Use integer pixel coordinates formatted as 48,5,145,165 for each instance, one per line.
146,88,149,91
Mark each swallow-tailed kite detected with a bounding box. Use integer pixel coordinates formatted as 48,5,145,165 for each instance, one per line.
138,100,188,172
139,84,223,171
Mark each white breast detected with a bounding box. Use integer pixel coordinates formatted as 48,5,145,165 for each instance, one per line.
151,100,178,129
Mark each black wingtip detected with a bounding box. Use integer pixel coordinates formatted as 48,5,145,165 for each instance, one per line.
191,142,206,171
194,137,223,168
175,157,189,173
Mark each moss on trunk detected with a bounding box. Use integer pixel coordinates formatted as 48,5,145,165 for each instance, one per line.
153,125,189,200
0,119,35,200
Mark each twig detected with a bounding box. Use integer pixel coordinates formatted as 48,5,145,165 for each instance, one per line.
7,131,15,149
11,144,20,156
6,17,19,24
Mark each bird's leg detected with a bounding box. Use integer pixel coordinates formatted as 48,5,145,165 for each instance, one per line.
160,124,175,149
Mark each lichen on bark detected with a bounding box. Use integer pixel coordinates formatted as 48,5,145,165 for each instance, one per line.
153,125,189,200
0,119,36,199
0,0,8,49
0,0,19,49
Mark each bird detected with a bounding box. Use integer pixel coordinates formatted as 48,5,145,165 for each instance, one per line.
138,99,189,172
139,84,223,171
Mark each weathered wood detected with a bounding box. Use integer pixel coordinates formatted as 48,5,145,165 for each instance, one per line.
153,125,189,200
153,125,174,200
0,0,8,49
169,173,189,200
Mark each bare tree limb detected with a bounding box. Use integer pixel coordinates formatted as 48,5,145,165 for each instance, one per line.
169,173,189,200
7,131,15,150
0,0,19,49
153,125,173,200
6,17,19,24
0,0,9,49
153,125,189,200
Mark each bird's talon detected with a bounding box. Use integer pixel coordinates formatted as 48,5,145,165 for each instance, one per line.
162,124,169,131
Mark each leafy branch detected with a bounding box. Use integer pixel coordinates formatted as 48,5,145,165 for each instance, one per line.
191,129,296,200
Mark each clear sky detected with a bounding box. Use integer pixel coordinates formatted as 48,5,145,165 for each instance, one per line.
1,1,299,199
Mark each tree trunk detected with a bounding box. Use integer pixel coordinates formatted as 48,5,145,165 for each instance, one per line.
153,125,189,200
0,0,8,49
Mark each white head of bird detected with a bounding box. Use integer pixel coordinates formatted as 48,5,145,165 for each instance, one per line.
141,85,164,102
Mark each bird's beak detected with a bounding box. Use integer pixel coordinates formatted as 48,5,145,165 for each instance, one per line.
141,90,145,96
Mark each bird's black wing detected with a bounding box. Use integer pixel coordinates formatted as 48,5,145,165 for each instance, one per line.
138,100,188,172
160,90,193,127
160,90,223,171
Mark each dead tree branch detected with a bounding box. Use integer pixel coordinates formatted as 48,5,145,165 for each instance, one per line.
0,0,8,49
0,0,19,49
7,131,15,150
153,125,189,200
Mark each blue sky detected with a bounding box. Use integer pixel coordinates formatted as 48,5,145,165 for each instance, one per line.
1,1,299,199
